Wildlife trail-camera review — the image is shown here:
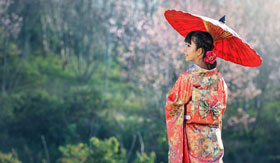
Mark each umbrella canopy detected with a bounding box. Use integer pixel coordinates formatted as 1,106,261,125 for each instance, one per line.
164,10,262,67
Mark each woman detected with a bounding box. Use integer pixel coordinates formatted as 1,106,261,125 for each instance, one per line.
165,31,228,163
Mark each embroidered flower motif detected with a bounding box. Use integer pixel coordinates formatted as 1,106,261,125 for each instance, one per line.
204,51,217,64
168,106,181,118
202,139,215,155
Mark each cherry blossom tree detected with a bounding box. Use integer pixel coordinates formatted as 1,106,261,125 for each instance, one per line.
0,0,22,93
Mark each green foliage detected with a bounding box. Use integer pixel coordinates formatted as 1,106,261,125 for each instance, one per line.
0,150,21,163
133,151,156,163
59,137,126,163
87,137,126,163
0,51,106,162
59,143,88,163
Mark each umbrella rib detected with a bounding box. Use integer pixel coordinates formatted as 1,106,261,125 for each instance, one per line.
234,38,253,66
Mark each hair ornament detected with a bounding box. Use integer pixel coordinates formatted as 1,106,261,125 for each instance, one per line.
204,51,217,64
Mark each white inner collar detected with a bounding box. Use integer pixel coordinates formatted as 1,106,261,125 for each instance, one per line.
194,64,216,71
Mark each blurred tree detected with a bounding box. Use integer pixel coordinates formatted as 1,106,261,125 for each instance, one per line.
41,0,110,83
0,0,22,93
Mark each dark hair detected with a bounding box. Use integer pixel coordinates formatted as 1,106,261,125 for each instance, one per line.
184,31,217,70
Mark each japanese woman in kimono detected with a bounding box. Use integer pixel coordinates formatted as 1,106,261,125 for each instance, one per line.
165,31,228,163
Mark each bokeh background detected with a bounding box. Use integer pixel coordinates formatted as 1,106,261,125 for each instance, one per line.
0,0,280,162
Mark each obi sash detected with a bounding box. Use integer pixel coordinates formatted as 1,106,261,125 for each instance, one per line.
184,87,226,126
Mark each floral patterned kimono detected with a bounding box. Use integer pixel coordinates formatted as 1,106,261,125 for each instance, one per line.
165,64,228,163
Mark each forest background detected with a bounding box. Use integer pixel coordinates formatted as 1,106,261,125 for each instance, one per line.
0,0,280,162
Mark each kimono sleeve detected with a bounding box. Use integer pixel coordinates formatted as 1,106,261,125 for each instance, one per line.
165,73,192,121
165,73,192,162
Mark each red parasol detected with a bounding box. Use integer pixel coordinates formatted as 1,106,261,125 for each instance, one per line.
164,10,262,67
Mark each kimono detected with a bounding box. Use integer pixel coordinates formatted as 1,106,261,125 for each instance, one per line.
165,64,228,163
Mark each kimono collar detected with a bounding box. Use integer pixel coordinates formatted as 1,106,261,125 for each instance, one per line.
188,63,218,75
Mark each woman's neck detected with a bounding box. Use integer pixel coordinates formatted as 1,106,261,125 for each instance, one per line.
193,59,208,70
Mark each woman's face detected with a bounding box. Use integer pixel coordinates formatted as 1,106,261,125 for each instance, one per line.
184,39,198,62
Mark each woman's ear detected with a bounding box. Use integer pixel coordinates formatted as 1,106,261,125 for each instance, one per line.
196,48,204,57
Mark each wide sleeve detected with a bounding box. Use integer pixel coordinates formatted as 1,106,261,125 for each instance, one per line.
165,73,192,163
165,73,192,121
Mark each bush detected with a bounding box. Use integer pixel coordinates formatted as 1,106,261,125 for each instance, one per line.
0,150,21,163
59,137,126,163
